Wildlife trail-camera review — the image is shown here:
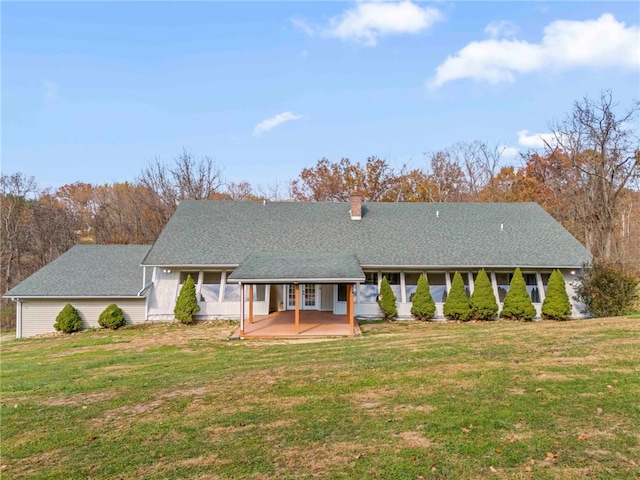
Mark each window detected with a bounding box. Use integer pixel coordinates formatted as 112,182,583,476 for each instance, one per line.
288,285,296,308
254,284,266,302
223,284,240,301
428,273,447,302
495,273,511,302
364,272,378,285
337,284,347,302
180,271,199,284
359,272,379,303
201,271,221,302
222,271,240,301
405,273,420,302
524,273,540,303
461,272,471,298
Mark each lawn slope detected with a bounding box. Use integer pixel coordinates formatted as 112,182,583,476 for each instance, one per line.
1,318,639,479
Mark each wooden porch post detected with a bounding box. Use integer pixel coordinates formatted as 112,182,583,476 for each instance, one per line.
345,284,351,324
239,282,245,336
248,284,254,324
348,283,355,336
294,284,300,335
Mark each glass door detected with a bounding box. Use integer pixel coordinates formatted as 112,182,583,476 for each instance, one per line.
287,284,319,310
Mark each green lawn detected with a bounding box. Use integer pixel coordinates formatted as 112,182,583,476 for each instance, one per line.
1,318,639,479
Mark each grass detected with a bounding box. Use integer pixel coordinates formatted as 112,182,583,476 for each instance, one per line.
1,318,639,479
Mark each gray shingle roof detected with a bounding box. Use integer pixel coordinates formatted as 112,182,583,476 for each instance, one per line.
4,245,151,298
141,201,591,269
227,252,365,283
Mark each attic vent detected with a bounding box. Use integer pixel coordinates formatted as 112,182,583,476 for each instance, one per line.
350,192,362,220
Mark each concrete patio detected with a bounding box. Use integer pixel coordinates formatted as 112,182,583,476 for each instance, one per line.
231,311,361,338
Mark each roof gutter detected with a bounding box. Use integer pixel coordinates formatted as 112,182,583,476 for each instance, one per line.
359,265,587,270
140,263,240,269
227,277,365,284
2,295,147,300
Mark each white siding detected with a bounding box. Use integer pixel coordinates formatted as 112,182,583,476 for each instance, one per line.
19,298,147,338
147,268,180,318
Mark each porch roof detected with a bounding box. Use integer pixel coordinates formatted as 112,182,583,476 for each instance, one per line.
227,252,365,284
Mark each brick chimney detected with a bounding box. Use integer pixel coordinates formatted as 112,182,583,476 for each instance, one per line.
350,191,362,220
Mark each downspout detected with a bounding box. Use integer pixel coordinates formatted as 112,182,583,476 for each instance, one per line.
12,298,22,339
137,267,150,297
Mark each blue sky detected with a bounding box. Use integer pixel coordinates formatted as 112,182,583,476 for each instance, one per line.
2,1,639,191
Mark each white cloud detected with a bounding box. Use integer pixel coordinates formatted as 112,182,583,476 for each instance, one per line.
500,146,520,158
298,1,442,47
484,20,519,39
253,111,302,137
431,13,639,87
517,130,556,149
291,16,316,37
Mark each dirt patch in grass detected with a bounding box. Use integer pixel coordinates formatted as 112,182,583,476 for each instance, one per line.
277,441,376,476
395,430,438,448
534,372,591,382
6,448,69,478
46,389,125,406
207,418,297,438
133,453,231,479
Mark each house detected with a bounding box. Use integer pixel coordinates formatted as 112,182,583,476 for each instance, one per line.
5,196,592,338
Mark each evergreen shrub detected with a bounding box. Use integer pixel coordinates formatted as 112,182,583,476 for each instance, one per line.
500,268,536,321
410,274,436,321
98,303,127,330
470,269,498,320
54,303,83,334
378,276,397,320
541,270,572,320
443,272,471,321
174,274,200,324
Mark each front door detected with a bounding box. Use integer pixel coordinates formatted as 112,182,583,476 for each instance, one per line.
287,284,319,310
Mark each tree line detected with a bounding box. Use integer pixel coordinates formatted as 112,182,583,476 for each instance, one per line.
2,91,639,326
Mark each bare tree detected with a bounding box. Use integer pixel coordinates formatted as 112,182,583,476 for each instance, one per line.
544,91,640,261
138,149,225,212
27,193,77,271
424,150,468,202
224,181,259,200
1,173,38,293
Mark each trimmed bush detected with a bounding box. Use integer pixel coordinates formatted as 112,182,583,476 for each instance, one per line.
378,276,397,320
54,303,83,334
98,303,127,330
411,274,436,321
470,269,498,321
443,272,471,321
500,268,536,321
174,274,200,324
541,270,572,320
574,262,639,317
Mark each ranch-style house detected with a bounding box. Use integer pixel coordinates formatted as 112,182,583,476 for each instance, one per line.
5,195,592,338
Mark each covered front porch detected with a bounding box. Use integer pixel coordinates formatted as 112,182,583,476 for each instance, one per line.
227,252,365,338
231,310,361,338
